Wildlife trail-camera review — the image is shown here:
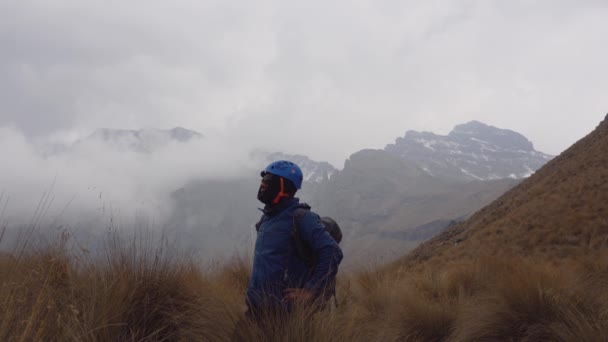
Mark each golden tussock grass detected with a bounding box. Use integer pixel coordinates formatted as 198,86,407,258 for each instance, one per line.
1,233,607,341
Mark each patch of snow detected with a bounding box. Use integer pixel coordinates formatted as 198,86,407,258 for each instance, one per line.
460,168,484,181
517,149,544,155
415,138,437,151
508,173,518,179
470,137,490,144
522,165,535,178
439,141,460,148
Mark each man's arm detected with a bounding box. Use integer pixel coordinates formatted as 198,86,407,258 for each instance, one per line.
297,211,343,296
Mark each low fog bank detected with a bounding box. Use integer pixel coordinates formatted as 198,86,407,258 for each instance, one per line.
0,125,268,257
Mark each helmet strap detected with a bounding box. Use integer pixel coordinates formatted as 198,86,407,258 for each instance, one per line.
271,177,289,205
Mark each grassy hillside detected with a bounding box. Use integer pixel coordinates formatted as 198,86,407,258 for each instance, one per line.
1,238,607,341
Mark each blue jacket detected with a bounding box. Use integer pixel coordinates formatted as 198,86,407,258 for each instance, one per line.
246,198,343,311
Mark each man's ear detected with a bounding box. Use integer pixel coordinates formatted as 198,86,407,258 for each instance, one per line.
283,178,297,196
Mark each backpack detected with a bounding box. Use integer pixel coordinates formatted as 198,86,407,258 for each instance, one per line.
291,203,342,307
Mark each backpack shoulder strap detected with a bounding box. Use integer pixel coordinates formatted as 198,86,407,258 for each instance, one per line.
292,203,311,231
292,203,311,228
292,203,313,266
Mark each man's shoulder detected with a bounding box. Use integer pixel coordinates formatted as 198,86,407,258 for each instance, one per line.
292,203,311,217
293,206,324,231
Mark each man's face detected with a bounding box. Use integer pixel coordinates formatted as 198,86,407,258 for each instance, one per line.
257,172,278,205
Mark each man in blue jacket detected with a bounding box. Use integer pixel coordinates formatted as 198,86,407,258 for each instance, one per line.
245,160,343,319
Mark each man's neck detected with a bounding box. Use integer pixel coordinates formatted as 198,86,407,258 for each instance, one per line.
262,196,297,214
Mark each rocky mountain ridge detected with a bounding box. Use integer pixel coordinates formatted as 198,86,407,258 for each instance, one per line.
385,121,553,182
63,121,550,185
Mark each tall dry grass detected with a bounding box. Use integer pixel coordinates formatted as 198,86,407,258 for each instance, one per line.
1,231,607,341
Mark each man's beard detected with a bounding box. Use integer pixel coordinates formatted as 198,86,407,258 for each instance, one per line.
257,182,280,205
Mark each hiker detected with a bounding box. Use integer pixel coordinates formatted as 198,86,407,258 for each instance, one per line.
245,160,343,320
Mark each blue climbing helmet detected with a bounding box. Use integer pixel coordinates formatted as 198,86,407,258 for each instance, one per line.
262,160,304,189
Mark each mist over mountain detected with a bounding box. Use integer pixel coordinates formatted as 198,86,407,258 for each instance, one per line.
0,125,253,236
1,121,554,266
385,121,553,182
75,127,203,153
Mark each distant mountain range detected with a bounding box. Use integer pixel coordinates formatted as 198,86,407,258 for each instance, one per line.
43,121,556,265
69,121,551,184
385,121,553,181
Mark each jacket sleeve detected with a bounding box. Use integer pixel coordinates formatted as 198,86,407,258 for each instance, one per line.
298,211,343,295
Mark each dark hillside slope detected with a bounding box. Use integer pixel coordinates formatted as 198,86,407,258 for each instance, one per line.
400,114,608,269
313,149,518,266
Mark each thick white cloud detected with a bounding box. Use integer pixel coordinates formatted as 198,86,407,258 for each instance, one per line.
1,0,607,167
0,126,260,228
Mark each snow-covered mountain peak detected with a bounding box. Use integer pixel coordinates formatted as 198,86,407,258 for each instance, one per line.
385,121,553,182
449,121,534,151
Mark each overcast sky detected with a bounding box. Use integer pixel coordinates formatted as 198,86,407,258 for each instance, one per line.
1,0,607,167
